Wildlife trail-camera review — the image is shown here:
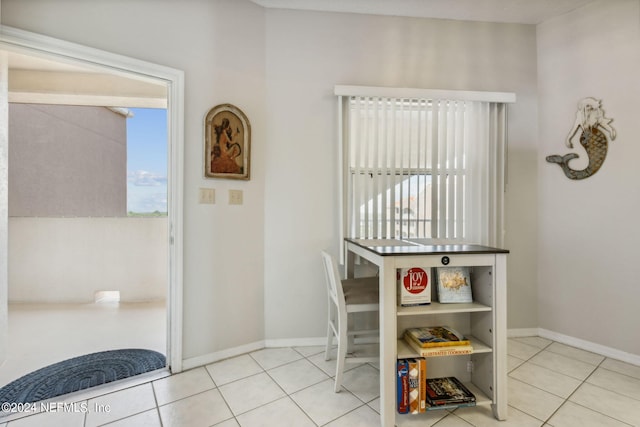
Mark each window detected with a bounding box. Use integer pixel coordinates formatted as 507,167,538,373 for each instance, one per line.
337,86,513,247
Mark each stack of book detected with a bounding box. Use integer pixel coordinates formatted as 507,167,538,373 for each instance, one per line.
396,358,427,414
404,326,473,357
397,361,477,413
425,377,476,410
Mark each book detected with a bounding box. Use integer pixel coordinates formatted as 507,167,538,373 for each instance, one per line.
436,267,473,303
407,359,420,414
425,377,476,407
399,358,427,413
404,335,473,356
404,326,470,348
397,267,431,306
396,359,409,414
418,358,427,412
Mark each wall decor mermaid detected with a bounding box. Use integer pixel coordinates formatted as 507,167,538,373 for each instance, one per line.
546,97,616,180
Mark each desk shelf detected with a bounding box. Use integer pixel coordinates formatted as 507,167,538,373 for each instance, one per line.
397,301,492,316
395,382,492,426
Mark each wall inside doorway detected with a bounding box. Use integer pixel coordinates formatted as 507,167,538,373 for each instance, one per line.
9,217,167,303
7,103,167,303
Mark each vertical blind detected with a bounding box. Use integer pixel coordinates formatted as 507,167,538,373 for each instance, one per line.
338,88,512,248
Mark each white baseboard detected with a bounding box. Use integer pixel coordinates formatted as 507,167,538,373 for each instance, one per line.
538,328,640,367
508,327,640,366
507,328,540,338
181,340,265,371
181,338,328,371
264,337,327,348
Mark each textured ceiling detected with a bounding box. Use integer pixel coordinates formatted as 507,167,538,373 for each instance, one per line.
250,0,599,24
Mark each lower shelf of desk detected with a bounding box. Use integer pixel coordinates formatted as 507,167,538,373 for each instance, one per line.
395,381,492,425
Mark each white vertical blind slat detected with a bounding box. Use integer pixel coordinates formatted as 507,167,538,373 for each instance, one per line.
398,99,406,236
364,97,372,238
372,97,380,238
454,101,465,240
416,99,426,238
381,98,390,238
389,98,397,237
430,99,439,239
446,101,456,239
352,96,362,238
438,100,448,239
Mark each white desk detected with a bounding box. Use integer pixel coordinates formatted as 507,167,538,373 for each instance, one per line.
344,238,508,427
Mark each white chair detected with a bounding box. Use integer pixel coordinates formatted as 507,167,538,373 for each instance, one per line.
321,250,379,392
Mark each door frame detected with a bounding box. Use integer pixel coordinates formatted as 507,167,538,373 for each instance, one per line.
0,26,185,372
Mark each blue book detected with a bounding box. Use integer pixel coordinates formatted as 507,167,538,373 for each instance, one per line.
396,359,409,414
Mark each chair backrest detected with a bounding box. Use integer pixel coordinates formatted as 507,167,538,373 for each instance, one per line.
321,251,345,308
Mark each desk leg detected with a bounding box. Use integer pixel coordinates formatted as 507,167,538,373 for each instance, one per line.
493,254,508,420
345,248,356,279
379,258,396,427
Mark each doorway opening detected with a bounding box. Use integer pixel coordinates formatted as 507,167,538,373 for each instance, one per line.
0,27,184,391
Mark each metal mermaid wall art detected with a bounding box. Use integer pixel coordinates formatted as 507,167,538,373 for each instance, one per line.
546,97,616,180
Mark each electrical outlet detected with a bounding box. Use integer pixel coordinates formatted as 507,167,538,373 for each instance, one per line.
229,189,243,205
198,188,215,204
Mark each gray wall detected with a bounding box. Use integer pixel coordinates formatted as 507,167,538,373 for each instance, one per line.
9,104,127,217
537,0,640,355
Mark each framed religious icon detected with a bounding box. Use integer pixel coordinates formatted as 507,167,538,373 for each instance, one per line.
204,104,251,180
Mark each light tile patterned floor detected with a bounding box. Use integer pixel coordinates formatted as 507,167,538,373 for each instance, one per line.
2,336,640,426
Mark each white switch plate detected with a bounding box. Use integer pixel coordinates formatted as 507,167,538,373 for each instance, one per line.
199,188,215,204
229,189,243,205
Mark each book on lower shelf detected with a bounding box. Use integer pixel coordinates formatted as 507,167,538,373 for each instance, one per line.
397,365,478,414
397,360,409,414
404,326,470,348
436,267,473,303
408,359,427,414
425,377,476,409
397,358,427,414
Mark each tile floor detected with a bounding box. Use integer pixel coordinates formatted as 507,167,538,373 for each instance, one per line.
2,336,640,426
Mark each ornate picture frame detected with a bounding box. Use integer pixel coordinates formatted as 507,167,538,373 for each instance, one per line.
204,104,251,180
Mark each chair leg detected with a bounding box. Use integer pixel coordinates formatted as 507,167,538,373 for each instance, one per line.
334,316,348,392
325,298,334,361
347,312,355,353
324,320,333,361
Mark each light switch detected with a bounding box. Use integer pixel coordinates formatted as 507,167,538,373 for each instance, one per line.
229,189,243,205
199,188,215,204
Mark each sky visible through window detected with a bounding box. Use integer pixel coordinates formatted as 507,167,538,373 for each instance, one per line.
126,107,168,215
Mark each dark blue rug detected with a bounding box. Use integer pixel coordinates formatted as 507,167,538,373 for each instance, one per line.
0,349,165,404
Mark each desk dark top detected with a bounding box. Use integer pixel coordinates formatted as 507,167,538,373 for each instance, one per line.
345,238,509,256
